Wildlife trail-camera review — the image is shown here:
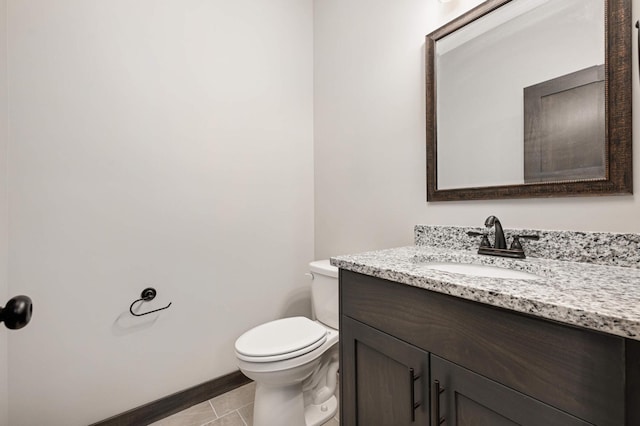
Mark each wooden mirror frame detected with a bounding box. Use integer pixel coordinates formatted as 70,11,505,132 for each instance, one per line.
426,0,632,202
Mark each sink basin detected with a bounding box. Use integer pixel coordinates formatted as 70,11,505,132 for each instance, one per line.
423,262,542,280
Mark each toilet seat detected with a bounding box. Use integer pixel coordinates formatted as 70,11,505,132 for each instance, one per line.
235,317,328,363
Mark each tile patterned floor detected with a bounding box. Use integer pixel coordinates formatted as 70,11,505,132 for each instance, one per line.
148,381,339,426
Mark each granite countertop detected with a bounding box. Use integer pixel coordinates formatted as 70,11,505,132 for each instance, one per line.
331,245,640,341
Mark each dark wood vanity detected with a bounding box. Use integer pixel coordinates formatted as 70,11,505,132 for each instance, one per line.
339,270,640,426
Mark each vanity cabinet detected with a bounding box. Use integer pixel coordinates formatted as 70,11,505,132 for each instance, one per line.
431,355,590,425
342,316,429,425
339,270,640,426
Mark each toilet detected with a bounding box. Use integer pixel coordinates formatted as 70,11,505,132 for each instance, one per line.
234,260,339,426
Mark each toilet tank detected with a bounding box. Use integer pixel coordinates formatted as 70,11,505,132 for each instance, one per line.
309,260,339,330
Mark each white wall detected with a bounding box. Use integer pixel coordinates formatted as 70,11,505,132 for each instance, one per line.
6,1,314,425
314,0,640,259
0,1,8,425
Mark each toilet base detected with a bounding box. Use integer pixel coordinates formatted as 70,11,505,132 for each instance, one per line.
253,381,304,426
305,394,338,426
252,383,337,426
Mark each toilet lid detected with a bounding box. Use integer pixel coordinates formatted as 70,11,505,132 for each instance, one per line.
235,317,327,360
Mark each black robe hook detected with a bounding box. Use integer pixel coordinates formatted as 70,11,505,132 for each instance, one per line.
129,287,172,317
1,295,32,329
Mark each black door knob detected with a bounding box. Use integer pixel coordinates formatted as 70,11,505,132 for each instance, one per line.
0,295,33,330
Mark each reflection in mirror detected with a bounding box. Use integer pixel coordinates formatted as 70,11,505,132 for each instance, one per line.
426,0,632,201
436,0,603,189
523,64,605,183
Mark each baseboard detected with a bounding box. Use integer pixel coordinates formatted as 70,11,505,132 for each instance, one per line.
90,370,252,426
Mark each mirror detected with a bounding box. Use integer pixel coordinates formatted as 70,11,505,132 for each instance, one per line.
426,0,632,201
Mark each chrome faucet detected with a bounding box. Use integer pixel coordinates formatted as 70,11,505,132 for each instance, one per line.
484,215,506,249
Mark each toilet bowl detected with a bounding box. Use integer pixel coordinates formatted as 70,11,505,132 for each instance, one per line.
234,260,339,426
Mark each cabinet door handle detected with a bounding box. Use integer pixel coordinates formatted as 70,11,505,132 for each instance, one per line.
409,368,421,422
432,379,445,424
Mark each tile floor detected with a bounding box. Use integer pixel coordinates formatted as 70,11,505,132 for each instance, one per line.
148,381,339,426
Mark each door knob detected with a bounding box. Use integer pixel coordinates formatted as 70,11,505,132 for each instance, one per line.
0,295,33,330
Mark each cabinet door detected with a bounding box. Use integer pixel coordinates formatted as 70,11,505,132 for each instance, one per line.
431,355,593,426
341,316,429,426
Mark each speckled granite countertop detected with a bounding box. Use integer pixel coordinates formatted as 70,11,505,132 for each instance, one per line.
331,245,640,341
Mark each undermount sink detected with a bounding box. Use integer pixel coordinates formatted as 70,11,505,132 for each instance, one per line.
423,262,542,280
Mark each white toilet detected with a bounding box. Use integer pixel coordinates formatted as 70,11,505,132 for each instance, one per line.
234,260,339,426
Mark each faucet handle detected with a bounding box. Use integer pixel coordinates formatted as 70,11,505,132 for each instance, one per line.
467,231,491,248
509,234,539,250
518,234,540,241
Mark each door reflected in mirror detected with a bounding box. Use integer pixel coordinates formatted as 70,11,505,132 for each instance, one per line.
523,64,605,184
426,0,632,201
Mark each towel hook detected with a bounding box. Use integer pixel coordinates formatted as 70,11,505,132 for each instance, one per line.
129,287,172,317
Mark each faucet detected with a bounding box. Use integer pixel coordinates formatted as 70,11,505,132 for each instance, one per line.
484,215,506,249
467,215,539,259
